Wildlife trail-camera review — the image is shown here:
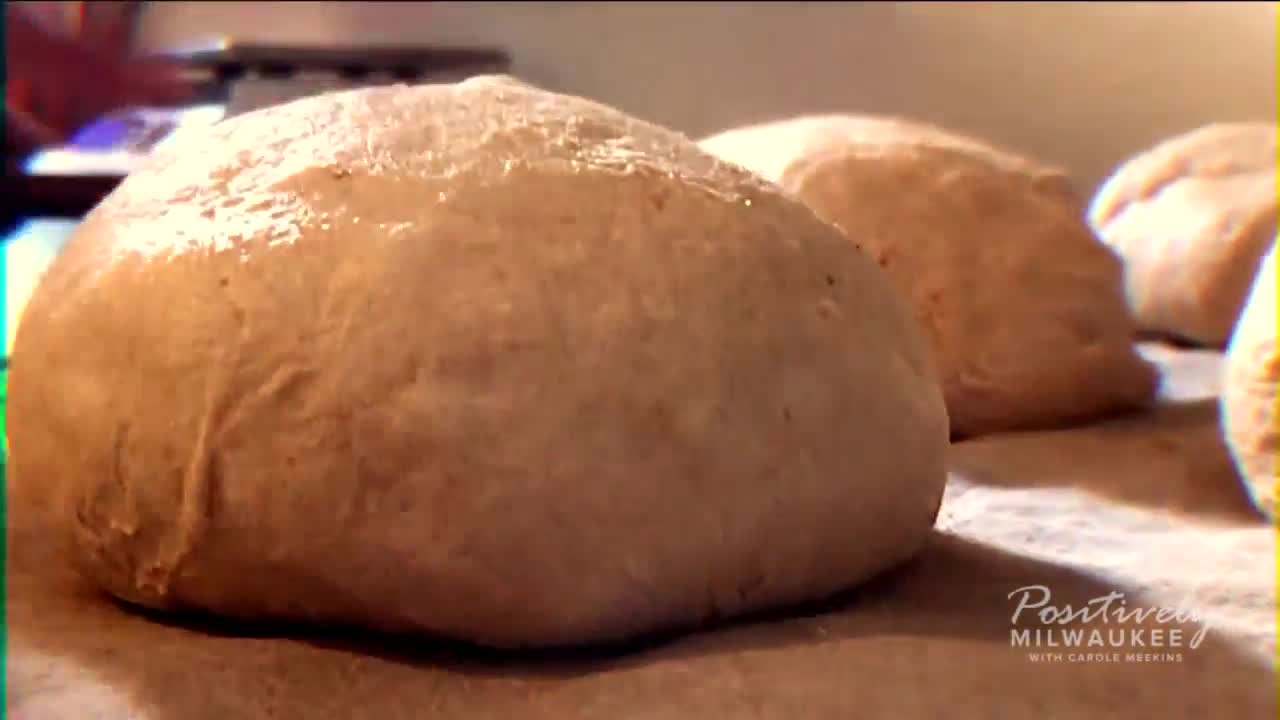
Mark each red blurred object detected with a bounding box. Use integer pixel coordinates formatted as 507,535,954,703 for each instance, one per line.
4,1,192,154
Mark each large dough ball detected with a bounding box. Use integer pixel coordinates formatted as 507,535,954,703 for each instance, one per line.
1088,123,1278,347
700,116,1157,438
1222,244,1278,520
7,78,950,649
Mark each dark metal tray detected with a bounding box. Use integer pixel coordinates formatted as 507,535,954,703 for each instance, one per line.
153,41,512,82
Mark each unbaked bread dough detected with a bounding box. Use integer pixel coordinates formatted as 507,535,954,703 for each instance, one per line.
7,77,950,649
1088,123,1278,347
700,115,1158,438
1222,244,1278,520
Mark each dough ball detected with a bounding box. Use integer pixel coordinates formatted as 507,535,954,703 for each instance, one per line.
700,115,1157,438
1222,244,1278,520
1088,123,1278,347
7,78,950,649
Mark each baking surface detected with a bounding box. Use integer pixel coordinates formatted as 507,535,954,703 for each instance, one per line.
6,343,1275,719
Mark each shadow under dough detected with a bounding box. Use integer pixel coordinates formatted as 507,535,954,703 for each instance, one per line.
949,397,1265,525
6,512,1273,720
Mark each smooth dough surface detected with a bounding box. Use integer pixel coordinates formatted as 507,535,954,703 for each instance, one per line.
1222,244,1278,520
700,115,1158,438
1088,123,1278,347
7,77,950,649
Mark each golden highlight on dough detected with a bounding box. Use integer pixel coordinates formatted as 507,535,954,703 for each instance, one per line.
1089,123,1278,347
1222,244,1279,520
7,77,950,649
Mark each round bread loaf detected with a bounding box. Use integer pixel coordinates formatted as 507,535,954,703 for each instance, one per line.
1088,123,1278,347
700,115,1157,438
1222,244,1278,521
7,77,950,648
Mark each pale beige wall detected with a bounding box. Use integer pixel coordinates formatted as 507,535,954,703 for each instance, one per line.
139,1,1276,194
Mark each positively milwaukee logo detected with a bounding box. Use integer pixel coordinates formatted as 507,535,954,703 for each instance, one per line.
1008,585,1209,664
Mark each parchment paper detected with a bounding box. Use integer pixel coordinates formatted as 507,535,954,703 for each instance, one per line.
6,343,1274,719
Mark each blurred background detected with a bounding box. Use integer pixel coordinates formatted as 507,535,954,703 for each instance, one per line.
133,1,1277,193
